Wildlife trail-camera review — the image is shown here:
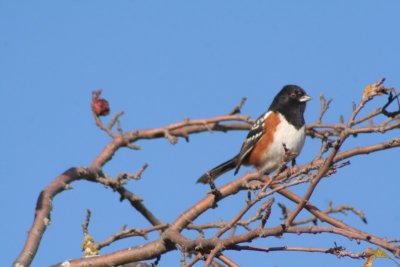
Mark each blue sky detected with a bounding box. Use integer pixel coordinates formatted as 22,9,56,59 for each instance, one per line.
1,1,399,266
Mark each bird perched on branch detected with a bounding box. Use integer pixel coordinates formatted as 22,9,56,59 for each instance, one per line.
197,85,311,184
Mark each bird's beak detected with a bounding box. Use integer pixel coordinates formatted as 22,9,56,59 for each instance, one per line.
299,95,312,102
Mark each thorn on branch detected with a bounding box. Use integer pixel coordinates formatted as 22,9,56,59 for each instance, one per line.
126,143,142,150
180,120,191,142
229,97,247,115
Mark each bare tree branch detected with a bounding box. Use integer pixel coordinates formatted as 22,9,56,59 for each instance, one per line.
14,81,400,267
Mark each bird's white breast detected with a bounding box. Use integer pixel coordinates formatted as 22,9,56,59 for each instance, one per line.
258,113,306,173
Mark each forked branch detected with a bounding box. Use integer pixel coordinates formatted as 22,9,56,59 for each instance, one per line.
14,80,400,267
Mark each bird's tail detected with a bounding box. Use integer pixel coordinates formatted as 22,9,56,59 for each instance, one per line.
196,156,238,184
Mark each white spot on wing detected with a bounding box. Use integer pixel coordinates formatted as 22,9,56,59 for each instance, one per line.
253,111,270,128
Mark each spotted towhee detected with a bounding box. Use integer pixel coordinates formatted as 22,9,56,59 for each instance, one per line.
197,85,311,184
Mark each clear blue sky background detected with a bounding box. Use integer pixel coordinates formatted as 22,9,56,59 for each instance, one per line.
1,1,399,266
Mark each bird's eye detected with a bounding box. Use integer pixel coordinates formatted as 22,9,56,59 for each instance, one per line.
290,89,302,99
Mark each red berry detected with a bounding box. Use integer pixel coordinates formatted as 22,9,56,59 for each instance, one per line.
92,97,110,116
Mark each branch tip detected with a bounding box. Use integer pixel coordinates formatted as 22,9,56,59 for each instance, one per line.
229,97,247,115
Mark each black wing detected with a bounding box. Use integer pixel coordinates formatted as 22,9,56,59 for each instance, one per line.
233,111,268,174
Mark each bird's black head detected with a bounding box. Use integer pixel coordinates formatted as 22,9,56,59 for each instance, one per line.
269,85,311,129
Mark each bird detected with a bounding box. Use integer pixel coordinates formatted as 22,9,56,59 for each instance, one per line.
196,85,311,184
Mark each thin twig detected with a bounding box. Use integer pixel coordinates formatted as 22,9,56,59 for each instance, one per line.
229,97,247,115
231,244,371,259
316,94,332,124
82,209,91,235
95,224,168,250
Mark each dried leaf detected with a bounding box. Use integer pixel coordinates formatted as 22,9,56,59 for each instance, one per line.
374,248,389,258
364,255,375,267
362,78,387,99
82,233,99,257
363,84,375,100
363,248,391,267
